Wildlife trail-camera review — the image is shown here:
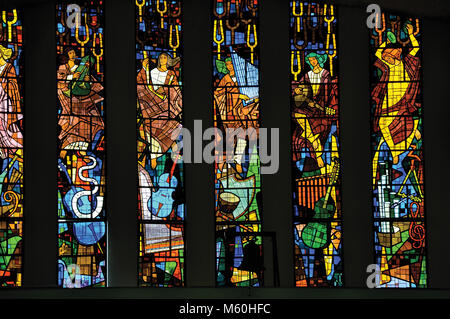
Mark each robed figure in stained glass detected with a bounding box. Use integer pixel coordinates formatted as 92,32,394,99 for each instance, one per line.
0,42,23,287
372,23,421,166
292,52,338,170
57,47,104,152
0,45,23,159
137,52,182,168
370,17,426,288
213,50,263,286
213,56,259,130
136,50,185,286
56,1,107,288
213,54,259,171
289,1,343,288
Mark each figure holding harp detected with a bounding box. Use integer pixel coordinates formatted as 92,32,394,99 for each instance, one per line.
214,51,259,170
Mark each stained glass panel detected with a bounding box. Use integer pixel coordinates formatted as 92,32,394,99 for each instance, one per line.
370,13,427,288
213,0,263,287
0,8,23,287
290,1,343,287
136,0,185,287
56,1,106,288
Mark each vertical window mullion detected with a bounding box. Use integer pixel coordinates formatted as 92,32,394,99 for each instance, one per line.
23,1,57,287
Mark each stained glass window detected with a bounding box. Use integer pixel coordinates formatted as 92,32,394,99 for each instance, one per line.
213,0,263,287
56,1,106,288
290,1,343,287
370,13,427,288
0,8,24,287
136,0,185,287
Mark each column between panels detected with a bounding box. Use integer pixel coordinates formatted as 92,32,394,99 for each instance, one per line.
339,5,373,288
259,0,293,287
184,0,215,287
105,0,137,287
422,18,450,289
23,1,57,287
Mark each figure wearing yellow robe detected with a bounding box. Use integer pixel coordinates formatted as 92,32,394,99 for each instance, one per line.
372,23,422,184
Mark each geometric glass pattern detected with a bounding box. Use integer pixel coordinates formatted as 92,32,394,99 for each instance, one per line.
56,0,106,288
136,0,185,287
0,8,24,287
290,1,344,287
370,12,427,288
213,0,263,287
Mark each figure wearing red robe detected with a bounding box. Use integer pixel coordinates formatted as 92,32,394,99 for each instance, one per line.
57,48,104,151
137,52,182,163
292,53,338,169
371,28,421,166
0,58,23,159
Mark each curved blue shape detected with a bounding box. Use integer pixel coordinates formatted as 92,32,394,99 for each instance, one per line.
73,221,105,245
